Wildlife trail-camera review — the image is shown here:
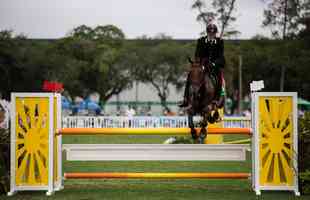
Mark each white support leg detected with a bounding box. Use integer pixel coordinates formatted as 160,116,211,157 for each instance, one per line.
7,190,16,196
54,184,64,191
46,190,54,196
294,190,300,196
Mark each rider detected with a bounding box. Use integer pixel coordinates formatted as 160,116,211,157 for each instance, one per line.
179,23,226,108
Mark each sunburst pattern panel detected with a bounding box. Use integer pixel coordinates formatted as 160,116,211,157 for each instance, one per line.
259,96,294,186
15,97,50,186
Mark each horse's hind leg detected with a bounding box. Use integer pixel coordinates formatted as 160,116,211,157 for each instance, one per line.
188,115,197,141
199,115,208,144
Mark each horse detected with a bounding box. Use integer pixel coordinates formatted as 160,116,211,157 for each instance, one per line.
185,58,221,143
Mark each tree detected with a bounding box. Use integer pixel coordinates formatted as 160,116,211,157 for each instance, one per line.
235,38,310,99
222,41,240,96
134,36,190,112
93,25,125,47
68,25,94,40
0,31,49,98
261,0,310,91
192,0,239,37
60,24,132,101
298,10,310,41
0,30,22,98
262,0,309,39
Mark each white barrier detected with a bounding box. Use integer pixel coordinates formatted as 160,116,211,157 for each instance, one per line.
63,144,249,161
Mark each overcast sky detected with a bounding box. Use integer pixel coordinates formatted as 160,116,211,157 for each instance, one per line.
0,0,271,39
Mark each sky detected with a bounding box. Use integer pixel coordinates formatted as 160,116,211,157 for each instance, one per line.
0,0,271,39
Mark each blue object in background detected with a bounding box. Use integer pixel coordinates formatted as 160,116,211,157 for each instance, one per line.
85,98,101,115
61,96,71,109
62,96,101,115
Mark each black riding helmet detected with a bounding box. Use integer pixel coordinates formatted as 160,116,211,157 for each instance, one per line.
206,24,218,34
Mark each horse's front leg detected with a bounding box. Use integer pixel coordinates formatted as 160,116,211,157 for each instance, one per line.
188,114,197,141
199,114,208,144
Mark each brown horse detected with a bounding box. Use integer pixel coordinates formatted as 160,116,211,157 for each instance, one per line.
186,58,220,143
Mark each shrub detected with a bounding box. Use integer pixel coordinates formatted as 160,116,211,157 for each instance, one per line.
0,128,10,194
299,112,310,194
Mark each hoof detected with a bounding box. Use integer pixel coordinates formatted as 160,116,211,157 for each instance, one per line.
191,129,198,140
198,137,205,144
193,139,200,144
199,134,206,144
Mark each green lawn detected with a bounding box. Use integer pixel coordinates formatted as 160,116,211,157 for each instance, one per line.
3,135,309,200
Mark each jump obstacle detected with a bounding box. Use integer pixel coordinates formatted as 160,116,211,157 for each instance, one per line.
8,89,300,196
64,172,251,179
59,127,252,135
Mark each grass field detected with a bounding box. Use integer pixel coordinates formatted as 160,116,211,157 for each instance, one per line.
3,135,309,200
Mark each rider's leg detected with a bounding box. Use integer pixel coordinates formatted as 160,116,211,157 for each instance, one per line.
179,74,190,107
217,68,225,108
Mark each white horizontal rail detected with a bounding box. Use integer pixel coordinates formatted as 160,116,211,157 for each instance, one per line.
63,144,249,161
61,116,251,128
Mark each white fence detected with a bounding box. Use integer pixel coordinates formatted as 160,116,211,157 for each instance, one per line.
61,116,251,128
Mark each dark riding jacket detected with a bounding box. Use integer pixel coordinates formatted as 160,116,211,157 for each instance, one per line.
194,36,225,69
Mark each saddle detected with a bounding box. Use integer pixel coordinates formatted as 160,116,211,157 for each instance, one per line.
203,64,220,95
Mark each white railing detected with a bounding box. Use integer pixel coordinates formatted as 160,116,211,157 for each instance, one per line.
61,116,251,128
223,116,251,128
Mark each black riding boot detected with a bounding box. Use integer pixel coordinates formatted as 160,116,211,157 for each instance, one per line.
178,75,190,107
216,69,225,108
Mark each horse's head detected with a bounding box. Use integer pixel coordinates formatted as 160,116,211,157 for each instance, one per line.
188,58,205,96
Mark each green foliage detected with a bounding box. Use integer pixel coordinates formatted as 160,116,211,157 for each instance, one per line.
0,32,50,98
300,170,310,194
1,27,310,103
237,39,310,98
61,24,131,100
70,24,125,47
0,128,9,194
133,37,191,111
299,112,310,194
0,129,9,144
262,0,310,39
222,41,239,95
0,30,13,40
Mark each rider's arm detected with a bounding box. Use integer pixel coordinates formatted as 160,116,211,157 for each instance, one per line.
215,39,225,68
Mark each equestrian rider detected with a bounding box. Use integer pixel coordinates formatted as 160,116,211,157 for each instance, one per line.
179,23,226,108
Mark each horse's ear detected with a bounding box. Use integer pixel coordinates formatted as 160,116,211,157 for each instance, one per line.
187,57,193,64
